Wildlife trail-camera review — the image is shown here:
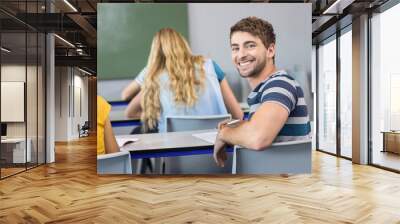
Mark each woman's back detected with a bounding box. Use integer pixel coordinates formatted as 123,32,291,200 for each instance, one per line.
157,59,228,132
140,28,238,132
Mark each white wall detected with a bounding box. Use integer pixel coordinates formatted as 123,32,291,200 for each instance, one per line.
80,76,89,123
188,3,313,117
98,79,131,101
1,65,41,136
1,66,26,128
54,67,89,141
55,67,69,141
1,63,46,163
312,45,317,150
72,73,89,137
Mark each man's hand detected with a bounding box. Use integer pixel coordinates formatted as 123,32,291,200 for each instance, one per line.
217,119,242,130
217,119,231,130
214,120,242,167
213,133,227,167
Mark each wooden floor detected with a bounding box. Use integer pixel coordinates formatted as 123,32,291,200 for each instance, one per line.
1,135,400,223
0,167,26,178
373,151,400,171
1,163,45,178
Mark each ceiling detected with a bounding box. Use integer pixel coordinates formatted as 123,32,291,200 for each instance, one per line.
0,0,390,75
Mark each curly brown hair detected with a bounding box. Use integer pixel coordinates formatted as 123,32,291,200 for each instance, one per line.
230,16,276,49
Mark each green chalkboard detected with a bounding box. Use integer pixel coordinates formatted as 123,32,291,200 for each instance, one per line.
98,3,188,80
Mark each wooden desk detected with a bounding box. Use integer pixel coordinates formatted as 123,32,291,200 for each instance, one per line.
382,131,400,154
110,118,141,135
108,101,141,134
111,119,141,127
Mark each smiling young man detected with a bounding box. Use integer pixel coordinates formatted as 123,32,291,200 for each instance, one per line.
213,16,311,167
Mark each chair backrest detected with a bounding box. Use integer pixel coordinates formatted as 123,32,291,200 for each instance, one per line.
82,121,90,129
235,140,312,174
166,114,231,132
97,151,132,174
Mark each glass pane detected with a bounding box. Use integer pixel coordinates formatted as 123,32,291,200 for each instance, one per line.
27,31,38,169
0,1,46,179
371,3,400,171
1,30,28,177
38,33,46,165
318,37,337,154
340,29,352,158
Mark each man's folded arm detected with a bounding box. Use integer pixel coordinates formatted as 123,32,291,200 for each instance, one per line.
218,101,289,150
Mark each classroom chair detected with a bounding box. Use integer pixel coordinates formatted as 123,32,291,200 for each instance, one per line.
163,114,233,174
165,114,232,132
97,151,132,174
235,139,312,174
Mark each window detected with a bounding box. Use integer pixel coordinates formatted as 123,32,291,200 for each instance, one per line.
317,36,337,155
339,28,352,158
370,2,400,171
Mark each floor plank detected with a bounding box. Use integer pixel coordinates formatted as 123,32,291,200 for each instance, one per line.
0,135,399,223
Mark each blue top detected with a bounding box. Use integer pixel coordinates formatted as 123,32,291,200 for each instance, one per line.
247,70,311,142
135,59,228,132
212,60,225,82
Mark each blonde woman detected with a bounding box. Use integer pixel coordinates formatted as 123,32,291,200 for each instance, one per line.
122,28,243,132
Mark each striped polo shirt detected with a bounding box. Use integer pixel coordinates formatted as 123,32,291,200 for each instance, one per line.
247,70,311,142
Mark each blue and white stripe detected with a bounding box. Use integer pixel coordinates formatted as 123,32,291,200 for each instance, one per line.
247,70,311,142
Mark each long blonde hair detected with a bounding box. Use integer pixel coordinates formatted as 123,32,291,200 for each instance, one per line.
141,28,206,131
